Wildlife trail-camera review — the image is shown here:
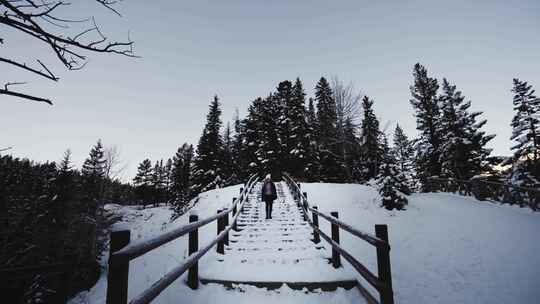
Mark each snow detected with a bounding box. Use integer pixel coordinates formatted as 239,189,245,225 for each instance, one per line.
301,182,540,304
71,182,540,304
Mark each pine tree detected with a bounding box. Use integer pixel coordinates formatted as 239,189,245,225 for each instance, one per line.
133,158,153,204
409,63,442,189
256,94,282,178
305,97,321,181
242,98,264,176
358,95,382,181
192,95,225,193
164,158,173,202
81,139,106,201
377,135,410,210
284,78,310,178
56,149,75,202
343,117,362,182
508,78,540,186
232,108,246,180
438,78,495,179
315,77,344,182
222,122,239,185
171,143,194,206
393,124,417,191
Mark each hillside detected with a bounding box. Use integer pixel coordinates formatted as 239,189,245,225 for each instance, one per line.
71,182,540,304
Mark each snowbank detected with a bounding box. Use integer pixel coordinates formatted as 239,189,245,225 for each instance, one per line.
301,182,540,304
71,182,540,304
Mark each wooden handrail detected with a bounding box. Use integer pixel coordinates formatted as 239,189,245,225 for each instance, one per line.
109,175,259,304
309,207,389,251
314,223,386,292
283,173,389,250
112,209,230,261
129,196,250,304
112,175,258,262
283,173,394,304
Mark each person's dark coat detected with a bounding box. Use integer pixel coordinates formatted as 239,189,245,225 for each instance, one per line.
261,180,277,201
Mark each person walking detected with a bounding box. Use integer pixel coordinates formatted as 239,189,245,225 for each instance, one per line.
261,174,277,219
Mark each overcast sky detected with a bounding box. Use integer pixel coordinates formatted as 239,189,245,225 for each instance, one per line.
2,0,540,180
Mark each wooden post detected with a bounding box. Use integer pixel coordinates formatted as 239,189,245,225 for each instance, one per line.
232,198,238,231
217,210,225,254
312,206,320,244
224,208,229,246
302,192,308,220
106,229,130,304
375,224,394,304
187,214,199,289
331,212,341,268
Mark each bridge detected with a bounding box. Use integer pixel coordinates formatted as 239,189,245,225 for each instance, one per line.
106,174,394,304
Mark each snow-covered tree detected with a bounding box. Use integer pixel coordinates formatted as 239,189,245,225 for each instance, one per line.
315,77,345,181
286,78,310,178
305,97,321,181
409,63,442,189
377,135,410,210
192,95,225,193
171,143,194,206
508,78,540,186
81,139,106,201
241,97,264,176
393,124,417,191
438,78,495,179
359,95,382,181
133,158,153,204
256,94,283,178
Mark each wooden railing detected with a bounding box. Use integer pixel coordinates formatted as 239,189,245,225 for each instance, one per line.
106,174,259,304
283,173,394,304
427,177,539,211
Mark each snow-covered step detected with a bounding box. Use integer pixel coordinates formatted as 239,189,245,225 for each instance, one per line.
199,181,356,289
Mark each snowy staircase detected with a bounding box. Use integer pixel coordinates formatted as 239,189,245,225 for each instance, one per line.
199,181,356,291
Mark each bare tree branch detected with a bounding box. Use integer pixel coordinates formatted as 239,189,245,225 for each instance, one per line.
0,86,53,105
0,0,135,105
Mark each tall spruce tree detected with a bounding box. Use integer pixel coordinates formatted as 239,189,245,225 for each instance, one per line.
81,139,106,201
438,79,495,179
232,108,246,180
393,124,417,191
343,117,362,182
315,77,344,181
409,63,442,190
305,97,321,181
56,149,75,202
377,134,410,210
222,122,239,185
172,143,194,207
256,94,282,178
359,96,382,181
242,98,265,176
284,78,310,178
133,158,153,204
508,78,540,186
192,95,225,193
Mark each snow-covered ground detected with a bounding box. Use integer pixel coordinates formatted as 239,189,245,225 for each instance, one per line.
302,182,540,304
71,182,540,304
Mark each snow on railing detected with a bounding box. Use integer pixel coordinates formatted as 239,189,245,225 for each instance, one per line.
106,174,259,304
283,173,394,304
